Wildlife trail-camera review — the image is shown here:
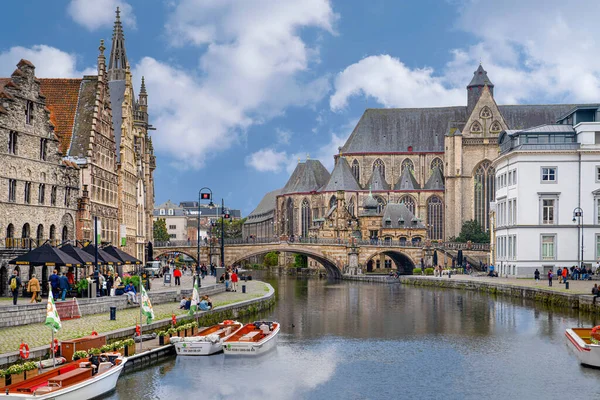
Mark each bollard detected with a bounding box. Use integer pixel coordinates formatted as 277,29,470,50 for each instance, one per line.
242,285,246,294
565,281,569,290
110,306,117,321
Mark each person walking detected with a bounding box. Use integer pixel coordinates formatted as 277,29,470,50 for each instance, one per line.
49,269,59,299
59,272,70,301
173,267,182,286
534,269,540,283
225,269,230,291
548,269,553,287
562,267,568,285
107,272,114,296
231,269,238,292
8,269,21,305
592,284,600,305
557,267,563,284
27,274,40,303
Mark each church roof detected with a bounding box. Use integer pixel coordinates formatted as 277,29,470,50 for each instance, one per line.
245,188,282,224
68,77,99,159
381,203,425,229
109,80,126,161
366,167,390,191
39,79,83,155
363,192,379,209
394,167,420,190
424,167,444,190
467,64,494,88
281,160,330,195
322,157,362,192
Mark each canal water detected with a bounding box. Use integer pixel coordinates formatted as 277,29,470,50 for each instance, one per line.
103,274,600,400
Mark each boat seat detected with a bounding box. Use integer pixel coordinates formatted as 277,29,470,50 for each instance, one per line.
239,331,261,342
34,386,56,395
97,362,112,374
48,368,92,388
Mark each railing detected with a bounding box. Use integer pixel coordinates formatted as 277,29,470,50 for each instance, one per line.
2,238,62,250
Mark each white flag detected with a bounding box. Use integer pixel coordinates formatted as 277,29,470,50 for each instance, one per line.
45,288,61,332
189,281,199,316
140,285,154,324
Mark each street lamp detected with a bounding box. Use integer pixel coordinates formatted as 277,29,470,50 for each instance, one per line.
218,198,232,269
572,207,584,268
198,187,214,286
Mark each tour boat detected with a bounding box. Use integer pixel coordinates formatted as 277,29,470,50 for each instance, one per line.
171,321,243,356
565,327,600,367
223,321,280,356
1,354,126,400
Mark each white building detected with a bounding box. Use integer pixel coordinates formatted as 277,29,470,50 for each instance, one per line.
492,105,600,277
153,200,187,242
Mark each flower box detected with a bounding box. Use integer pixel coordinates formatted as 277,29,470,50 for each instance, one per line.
10,373,24,385
24,368,38,379
159,336,170,346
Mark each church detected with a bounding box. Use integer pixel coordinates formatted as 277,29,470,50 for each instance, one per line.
244,65,586,246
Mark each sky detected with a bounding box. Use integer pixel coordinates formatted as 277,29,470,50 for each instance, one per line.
1,0,599,216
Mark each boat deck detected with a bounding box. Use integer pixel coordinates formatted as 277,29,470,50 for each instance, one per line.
572,328,594,345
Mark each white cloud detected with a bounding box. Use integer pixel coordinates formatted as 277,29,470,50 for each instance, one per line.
245,148,290,173
141,0,335,169
0,45,95,78
276,128,292,145
330,0,600,109
68,0,135,31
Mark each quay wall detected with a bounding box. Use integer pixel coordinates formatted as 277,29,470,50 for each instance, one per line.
342,275,397,284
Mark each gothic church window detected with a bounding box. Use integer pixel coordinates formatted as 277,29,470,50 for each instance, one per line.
490,121,502,133
348,197,355,217
301,199,311,237
329,195,337,209
427,196,444,240
399,195,416,215
373,159,385,177
479,106,492,119
374,196,386,214
430,157,443,176
351,159,360,181
471,121,483,134
401,159,414,175
474,160,495,232
286,198,294,236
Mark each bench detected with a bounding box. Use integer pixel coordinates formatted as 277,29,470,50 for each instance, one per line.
47,368,92,388
239,331,262,342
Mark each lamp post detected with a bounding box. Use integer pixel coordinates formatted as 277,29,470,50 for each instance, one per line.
198,187,214,287
219,198,232,269
573,207,584,267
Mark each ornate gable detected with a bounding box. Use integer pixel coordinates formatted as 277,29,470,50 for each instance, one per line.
463,85,508,138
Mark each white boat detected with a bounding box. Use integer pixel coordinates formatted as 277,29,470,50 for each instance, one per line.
172,321,243,356
223,321,280,356
1,355,126,400
565,328,600,367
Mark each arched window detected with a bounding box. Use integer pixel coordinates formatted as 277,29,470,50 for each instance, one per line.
6,224,14,239
373,159,385,177
62,226,68,242
301,199,311,237
329,195,337,209
401,158,414,175
36,224,44,245
474,160,495,232
471,121,482,134
480,106,492,119
399,195,416,215
375,196,386,214
49,225,56,240
427,196,444,240
348,197,355,217
351,160,360,181
490,121,502,133
22,223,30,239
286,198,294,236
430,157,443,176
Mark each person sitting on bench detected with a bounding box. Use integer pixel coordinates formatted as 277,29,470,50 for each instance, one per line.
124,283,138,304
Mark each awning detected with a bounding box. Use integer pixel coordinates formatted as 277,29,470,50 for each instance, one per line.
102,245,142,265
82,244,122,265
9,243,82,267
59,244,96,266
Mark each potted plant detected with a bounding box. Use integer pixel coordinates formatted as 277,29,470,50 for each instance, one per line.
88,348,101,365
0,369,6,389
100,344,113,353
190,321,198,335
75,279,89,298
23,362,38,379
123,339,135,356
7,364,25,385
72,350,88,361
111,341,124,354
177,325,186,338
167,328,177,338
158,331,170,346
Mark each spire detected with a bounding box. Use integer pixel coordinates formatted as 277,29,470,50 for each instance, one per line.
108,6,128,81
139,76,148,108
466,64,494,115
467,64,494,89
97,39,106,77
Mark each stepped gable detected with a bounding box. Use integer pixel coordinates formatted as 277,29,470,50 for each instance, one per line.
366,167,390,191
39,79,83,155
381,203,425,229
394,166,420,190
424,166,444,190
281,160,330,194
322,157,362,192
245,188,282,224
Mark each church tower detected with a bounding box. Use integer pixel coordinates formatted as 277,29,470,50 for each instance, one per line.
467,64,494,116
108,7,128,81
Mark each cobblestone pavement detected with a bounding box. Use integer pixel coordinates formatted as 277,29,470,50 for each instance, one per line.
414,274,598,294
0,280,268,355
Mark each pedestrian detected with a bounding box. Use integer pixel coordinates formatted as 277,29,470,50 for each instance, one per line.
27,273,40,303
107,272,114,296
8,269,21,305
49,269,59,299
562,267,568,284
124,282,138,304
173,267,182,286
98,273,106,297
557,267,562,283
548,269,553,287
534,268,540,282
231,269,238,292
66,269,74,286
593,284,600,305
225,269,231,291
59,272,70,301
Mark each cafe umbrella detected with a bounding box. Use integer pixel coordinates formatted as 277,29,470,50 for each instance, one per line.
59,243,96,280
9,243,82,267
102,245,142,268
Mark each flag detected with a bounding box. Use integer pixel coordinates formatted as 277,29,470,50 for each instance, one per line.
45,289,61,332
189,280,200,316
140,285,154,324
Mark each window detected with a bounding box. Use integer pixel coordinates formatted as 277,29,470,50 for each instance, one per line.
8,131,17,154
375,196,386,214
8,179,16,202
168,225,176,230
399,195,416,215
541,235,556,260
39,138,47,160
351,160,360,181
169,234,177,239
512,199,517,225
597,198,600,225
474,160,495,231
168,209,174,216
25,101,33,125
159,209,165,215
50,186,57,206
596,166,600,183
430,158,444,176
541,167,557,182
24,182,31,204
427,196,444,240
373,159,385,177
513,170,517,185
348,197,355,217
596,235,600,260
301,198,311,237
542,199,555,224
64,187,71,207
508,200,513,225
38,183,45,204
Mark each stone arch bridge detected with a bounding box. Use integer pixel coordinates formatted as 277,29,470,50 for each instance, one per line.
153,239,490,279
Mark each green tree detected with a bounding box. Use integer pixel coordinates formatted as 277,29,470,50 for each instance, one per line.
263,252,279,267
212,218,247,239
293,254,307,269
153,218,170,242
455,220,490,243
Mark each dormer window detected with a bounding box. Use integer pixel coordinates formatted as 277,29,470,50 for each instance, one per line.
168,209,174,215
412,217,418,225
25,101,33,125
159,209,165,215
398,218,404,225
385,218,391,226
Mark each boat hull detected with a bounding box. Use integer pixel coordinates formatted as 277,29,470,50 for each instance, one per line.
565,329,600,367
174,340,223,356
223,324,280,356
0,359,126,400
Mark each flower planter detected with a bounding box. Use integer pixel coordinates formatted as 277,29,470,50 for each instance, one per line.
178,330,185,338
159,336,170,346
24,369,38,379
10,373,24,385
0,376,6,389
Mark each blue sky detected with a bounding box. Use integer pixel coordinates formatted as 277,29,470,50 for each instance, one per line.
1,0,599,215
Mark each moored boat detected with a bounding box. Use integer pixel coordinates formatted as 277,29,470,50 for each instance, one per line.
565,327,600,367
172,321,243,356
223,321,280,356
0,354,126,400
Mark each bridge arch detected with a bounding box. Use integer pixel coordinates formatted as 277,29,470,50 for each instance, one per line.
230,247,342,279
365,250,415,275
154,249,199,263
